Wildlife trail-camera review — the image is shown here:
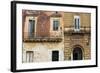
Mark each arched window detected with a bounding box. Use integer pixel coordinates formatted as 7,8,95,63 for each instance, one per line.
73,47,83,60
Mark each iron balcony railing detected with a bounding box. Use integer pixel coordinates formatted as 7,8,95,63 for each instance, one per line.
23,31,63,42
64,26,91,34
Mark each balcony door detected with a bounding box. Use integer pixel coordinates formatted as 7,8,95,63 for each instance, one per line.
74,16,80,31
29,20,35,38
73,47,83,60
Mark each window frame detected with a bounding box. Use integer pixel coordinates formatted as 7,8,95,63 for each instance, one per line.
74,16,80,31
52,50,59,61
28,19,35,38
27,16,37,38
53,19,60,31
51,18,60,31
26,51,34,63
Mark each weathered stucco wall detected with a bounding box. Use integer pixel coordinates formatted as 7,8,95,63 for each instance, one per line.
22,42,64,63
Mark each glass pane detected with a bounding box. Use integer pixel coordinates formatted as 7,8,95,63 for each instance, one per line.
78,18,80,29
75,19,77,29
30,53,33,62
26,52,30,62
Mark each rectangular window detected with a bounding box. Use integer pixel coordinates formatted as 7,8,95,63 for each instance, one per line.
52,51,59,61
53,20,59,31
74,16,80,31
26,51,33,63
28,19,35,38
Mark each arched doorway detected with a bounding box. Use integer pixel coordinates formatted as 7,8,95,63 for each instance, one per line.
73,47,83,60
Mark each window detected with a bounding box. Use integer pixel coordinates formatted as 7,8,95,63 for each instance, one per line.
52,51,59,61
26,51,33,62
74,16,80,31
28,19,35,38
53,20,60,31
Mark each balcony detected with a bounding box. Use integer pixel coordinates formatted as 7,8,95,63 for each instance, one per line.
23,31,63,42
64,26,91,35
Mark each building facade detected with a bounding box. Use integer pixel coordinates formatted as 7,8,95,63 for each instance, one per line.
22,10,91,63
22,10,64,63
64,12,91,60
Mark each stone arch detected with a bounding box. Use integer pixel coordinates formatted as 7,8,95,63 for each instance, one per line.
71,45,84,60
